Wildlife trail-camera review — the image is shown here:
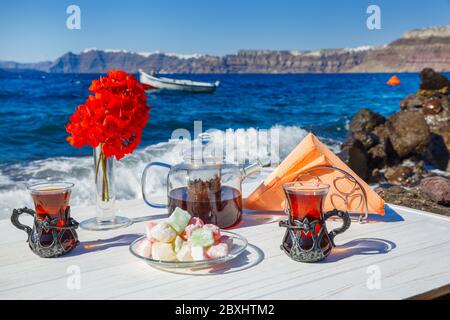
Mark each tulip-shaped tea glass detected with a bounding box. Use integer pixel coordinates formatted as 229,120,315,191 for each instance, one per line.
279,180,351,262
11,182,79,258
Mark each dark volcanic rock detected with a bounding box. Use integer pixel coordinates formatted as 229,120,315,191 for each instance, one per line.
344,131,378,150
342,111,390,178
368,144,388,168
384,166,414,186
337,139,369,181
426,133,450,171
400,94,424,110
369,168,383,183
370,124,396,167
386,111,430,159
349,109,386,133
419,68,450,91
441,95,450,108
419,176,450,205
424,108,450,129
412,160,428,176
422,98,443,115
424,103,450,171
372,124,389,142
376,185,450,216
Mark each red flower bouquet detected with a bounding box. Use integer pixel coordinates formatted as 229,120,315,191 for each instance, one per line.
66,70,150,160
66,70,150,229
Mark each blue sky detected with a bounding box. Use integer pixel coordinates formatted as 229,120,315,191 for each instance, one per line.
0,0,449,62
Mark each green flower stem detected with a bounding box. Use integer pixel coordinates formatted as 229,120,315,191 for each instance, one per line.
101,153,109,201
95,145,102,185
95,144,110,203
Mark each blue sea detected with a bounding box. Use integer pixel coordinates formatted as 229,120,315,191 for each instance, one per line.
0,70,437,217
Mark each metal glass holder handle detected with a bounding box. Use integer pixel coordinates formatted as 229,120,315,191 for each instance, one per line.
323,209,351,246
11,207,35,240
279,209,351,263
141,162,171,208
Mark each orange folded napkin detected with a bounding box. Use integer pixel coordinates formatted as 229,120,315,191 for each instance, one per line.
245,133,385,215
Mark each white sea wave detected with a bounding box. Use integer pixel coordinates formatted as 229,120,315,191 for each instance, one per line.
0,125,339,219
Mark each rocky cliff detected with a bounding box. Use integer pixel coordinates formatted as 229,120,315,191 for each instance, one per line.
349,26,450,72
1,25,449,73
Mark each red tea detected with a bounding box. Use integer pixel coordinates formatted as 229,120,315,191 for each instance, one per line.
31,187,71,226
284,187,332,254
29,184,75,249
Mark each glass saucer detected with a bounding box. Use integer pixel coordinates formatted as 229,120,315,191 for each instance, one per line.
129,230,248,269
80,216,132,231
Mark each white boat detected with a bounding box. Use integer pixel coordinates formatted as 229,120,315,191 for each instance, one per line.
139,69,220,93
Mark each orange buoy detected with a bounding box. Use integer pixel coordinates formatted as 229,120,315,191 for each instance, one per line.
387,75,401,86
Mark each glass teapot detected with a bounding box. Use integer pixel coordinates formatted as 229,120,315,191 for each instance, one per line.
141,153,261,228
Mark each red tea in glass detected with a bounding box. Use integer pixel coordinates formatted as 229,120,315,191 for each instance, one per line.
28,182,75,248
280,179,351,262
283,181,332,255
30,185,71,225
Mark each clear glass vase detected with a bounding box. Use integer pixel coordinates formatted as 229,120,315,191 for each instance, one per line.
80,145,131,231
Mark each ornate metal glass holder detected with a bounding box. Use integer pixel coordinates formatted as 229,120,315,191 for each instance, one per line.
11,207,79,258
279,166,367,263
301,166,369,223
279,209,350,263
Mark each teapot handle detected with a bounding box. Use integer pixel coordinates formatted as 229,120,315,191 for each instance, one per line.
11,207,35,239
141,162,171,208
323,209,351,247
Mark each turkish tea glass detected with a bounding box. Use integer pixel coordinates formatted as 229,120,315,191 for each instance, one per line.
280,180,351,262
11,182,79,257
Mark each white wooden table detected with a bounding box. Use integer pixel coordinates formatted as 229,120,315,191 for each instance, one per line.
1,174,449,300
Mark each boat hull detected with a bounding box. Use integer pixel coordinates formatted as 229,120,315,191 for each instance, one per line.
139,70,219,93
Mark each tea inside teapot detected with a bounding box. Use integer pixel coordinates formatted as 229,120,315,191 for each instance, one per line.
168,171,243,229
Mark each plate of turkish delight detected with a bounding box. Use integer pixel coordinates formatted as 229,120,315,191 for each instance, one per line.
129,207,248,268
